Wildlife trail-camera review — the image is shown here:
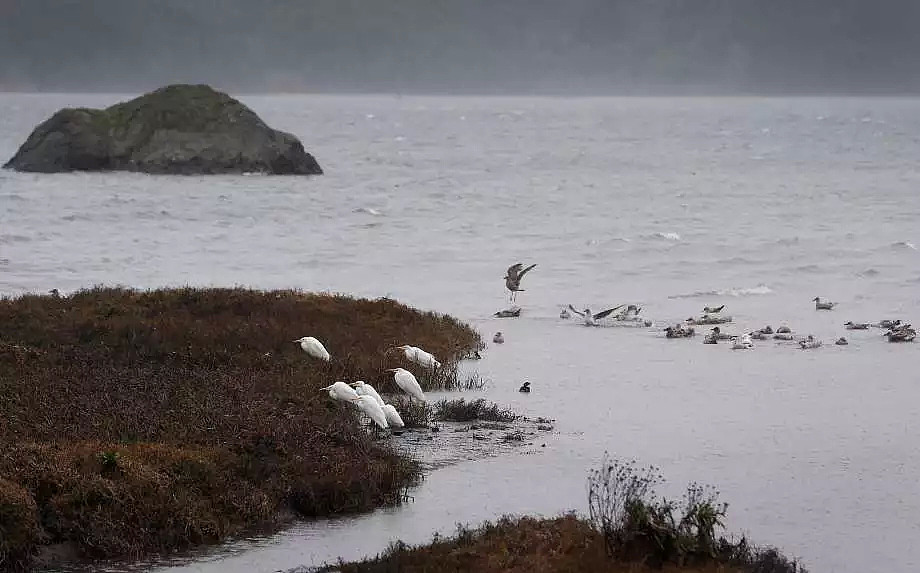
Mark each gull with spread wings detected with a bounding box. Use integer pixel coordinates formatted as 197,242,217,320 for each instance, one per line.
567,304,626,327
504,263,537,302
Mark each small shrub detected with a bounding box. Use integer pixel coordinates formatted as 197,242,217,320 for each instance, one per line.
433,399,517,423
587,453,808,571
98,450,121,473
386,396,432,428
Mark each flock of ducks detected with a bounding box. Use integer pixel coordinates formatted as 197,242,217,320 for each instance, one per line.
657,297,916,349
294,337,439,432
490,263,916,351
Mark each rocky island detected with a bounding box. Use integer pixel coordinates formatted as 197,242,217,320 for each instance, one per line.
3,84,323,175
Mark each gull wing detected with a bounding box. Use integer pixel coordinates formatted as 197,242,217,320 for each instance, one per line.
506,263,523,278
567,304,586,317
592,305,625,320
516,263,537,279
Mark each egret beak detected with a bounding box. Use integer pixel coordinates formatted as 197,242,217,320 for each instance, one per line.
319,385,331,391
386,368,397,373
348,382,360,387
292,339,301,343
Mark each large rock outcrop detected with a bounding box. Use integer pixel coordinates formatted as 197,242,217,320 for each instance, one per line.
3,84,323,175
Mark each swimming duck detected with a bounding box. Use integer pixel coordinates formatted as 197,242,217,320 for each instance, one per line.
703,304,725,314
799,335,823,349
665,324,695,338
776,325,792,334
813,297,837,310
750,331,768,340
756,325,774,335
844,321,869,330
518,381,531,393
731,334,754,349
703,329,719,344
885,324,916,343
494,307,522,318
835,337,849,346
493,332,505,344
773,333,795,341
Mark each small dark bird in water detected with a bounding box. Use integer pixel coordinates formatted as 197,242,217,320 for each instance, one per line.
493,332,505,344
494,307,522,318
519,381,531,393
703,304,725,313
835,337,849,346
504,263,537,303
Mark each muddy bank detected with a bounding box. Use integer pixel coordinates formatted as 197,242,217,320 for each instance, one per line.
0,287,482,571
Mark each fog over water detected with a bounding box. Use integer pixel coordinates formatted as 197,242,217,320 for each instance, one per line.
2,1,920,94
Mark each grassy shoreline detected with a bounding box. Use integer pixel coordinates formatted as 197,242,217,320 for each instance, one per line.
326,455,809,573
0,287,483,570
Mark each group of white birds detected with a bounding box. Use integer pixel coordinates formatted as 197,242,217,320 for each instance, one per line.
293,336,441,432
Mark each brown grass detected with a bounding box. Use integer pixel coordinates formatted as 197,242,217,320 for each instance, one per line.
0,287,482,569
328,515,748,573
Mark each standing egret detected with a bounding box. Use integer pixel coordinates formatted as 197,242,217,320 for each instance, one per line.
381,403,405,428
350,380,385,407
352,395,389,429
504,263,537,302
387,367,426,402
389,345,441,369
320,381,359,402
293,336,331,361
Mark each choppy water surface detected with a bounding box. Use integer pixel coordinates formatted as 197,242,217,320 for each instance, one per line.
2,94,919,573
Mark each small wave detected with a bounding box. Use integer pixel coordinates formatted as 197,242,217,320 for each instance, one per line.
891,241,917,251
646,232,681,241
716,256,758,265
669,284,773,299
857,268,880,277
0,234,31,244
353,207,382,216
793,264,822,273
773,236,800,246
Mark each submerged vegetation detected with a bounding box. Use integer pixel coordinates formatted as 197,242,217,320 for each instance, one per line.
433,398,519,423
0,287,482,570
331,455,807,573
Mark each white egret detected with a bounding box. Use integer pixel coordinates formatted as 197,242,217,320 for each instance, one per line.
387,367,426,402
352,395,389,429
350,380,385,407
320,381,359,402
389,344,441,369
293,336,331,361
381,403,405,428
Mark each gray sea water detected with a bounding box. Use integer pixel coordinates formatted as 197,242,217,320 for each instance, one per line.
1,94,919,573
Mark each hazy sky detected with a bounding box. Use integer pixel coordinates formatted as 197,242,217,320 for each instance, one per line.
2,0,919,93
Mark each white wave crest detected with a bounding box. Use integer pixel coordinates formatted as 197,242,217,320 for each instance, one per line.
648,232,681,241
668,284,773,299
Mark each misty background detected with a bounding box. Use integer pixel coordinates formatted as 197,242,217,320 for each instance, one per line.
1,0,919,94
